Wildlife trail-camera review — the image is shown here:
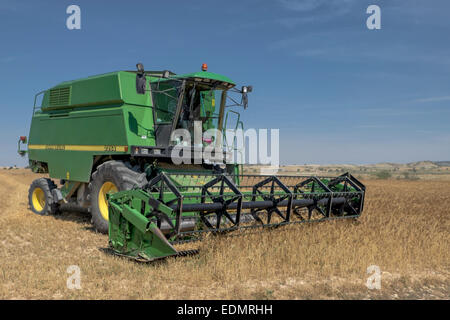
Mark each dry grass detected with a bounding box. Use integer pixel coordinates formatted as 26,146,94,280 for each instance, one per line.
0,169,449,299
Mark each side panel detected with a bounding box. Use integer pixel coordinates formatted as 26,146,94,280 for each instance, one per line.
28,106,128,182
123,105,156,147
119,71,152,107
120,71,156,147
41,73,123,111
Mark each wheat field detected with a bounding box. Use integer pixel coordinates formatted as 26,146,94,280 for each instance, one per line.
0,169,448,299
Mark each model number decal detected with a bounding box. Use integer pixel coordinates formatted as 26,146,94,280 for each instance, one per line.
46,145,66,150
104,145,117,152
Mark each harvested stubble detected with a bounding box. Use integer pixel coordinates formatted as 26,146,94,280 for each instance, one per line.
0,169,448,299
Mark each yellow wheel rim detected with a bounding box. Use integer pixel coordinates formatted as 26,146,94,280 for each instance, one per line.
98,182,118,221
32,187,46,212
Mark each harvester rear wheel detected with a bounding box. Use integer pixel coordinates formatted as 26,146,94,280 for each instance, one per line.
89,160,147,234
28,178,58,215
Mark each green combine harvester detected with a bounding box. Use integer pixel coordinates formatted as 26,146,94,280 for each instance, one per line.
19,63,365,261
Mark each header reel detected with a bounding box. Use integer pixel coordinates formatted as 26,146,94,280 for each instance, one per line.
107,172,365,262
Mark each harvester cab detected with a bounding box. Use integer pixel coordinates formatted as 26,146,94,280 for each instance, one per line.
146,62,249,153
20,63,365,262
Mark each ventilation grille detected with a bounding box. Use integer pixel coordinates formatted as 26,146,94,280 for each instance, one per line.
49,87,71,107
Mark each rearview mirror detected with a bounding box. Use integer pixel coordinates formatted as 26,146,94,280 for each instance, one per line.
135,62,146,94
136,62,144,74
241,85,253,93
241,85,252,109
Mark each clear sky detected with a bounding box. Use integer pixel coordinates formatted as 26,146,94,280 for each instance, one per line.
0,0,449,166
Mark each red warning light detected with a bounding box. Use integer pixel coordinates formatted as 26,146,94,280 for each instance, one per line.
201,63,208,71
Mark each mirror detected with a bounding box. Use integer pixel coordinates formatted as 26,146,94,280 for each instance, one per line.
136,62,144,74
240,85,252,109
241,85,253,93
135,62,146,94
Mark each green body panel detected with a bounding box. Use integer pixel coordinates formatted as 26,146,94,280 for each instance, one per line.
41,71,151,110
124,105,156,146
28,72,159,182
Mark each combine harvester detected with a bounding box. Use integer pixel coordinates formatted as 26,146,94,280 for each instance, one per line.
19,63,365,261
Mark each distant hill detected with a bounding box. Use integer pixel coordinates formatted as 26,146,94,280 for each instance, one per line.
433,161,450,167
245,160,450,180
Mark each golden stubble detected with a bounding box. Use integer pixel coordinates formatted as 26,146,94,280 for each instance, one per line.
0,169,448,299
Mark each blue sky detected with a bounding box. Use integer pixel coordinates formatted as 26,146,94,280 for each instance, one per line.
0,0,449,166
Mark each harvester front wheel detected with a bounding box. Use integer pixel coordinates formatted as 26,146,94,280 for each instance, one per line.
89,160,147,234
28,178,58,215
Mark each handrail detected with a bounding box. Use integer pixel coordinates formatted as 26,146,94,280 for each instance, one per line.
33,90,46,114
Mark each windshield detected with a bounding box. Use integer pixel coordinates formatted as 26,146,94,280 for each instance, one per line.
151,80,224,132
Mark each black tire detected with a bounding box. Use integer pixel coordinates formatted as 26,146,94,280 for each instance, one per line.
89,160,147,234
28,178,58,215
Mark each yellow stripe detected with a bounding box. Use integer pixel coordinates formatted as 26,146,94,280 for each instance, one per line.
28,144,128,152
